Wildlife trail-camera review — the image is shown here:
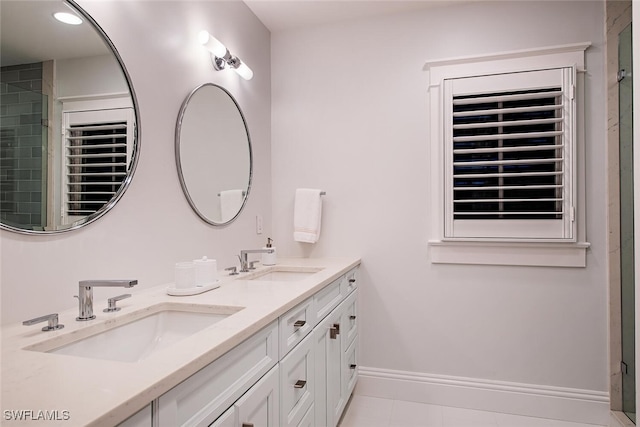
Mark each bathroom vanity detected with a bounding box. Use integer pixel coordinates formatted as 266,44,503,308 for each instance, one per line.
0,257,360,427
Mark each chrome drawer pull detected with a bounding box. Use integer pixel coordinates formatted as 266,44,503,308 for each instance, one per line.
293,320,306,329
330,323,340,339
350,364,357,369
294,380,307,389
242,423,254,427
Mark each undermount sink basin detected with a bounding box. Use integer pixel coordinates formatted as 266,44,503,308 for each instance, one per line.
26,303,243,363
247,267,323,282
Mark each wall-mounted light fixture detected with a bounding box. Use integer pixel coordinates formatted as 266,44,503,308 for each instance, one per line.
198,31,253,81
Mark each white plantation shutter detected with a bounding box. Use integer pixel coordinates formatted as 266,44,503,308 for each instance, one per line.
62,108,134,222
443,68,576,240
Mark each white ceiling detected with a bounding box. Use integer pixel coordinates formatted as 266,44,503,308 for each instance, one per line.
1,1,108,67
244,0,466,32
0,1,468,67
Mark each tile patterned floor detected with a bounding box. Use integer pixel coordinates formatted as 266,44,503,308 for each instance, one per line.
338,395,609,427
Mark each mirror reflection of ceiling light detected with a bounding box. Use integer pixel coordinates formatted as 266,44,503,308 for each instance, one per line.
53,12,83,25
198,30,254,81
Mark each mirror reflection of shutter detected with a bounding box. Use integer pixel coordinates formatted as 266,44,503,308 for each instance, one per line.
62,108,133,222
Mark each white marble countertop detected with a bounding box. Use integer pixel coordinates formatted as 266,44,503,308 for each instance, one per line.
0,256,360,426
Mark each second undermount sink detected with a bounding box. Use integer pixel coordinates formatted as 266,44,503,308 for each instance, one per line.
247,267,324,282
26,303,243,363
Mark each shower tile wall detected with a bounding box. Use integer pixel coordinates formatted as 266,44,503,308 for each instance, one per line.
0,62,46,229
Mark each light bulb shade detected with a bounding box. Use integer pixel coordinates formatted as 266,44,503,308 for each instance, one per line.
233,61,254,80
198,30,227,58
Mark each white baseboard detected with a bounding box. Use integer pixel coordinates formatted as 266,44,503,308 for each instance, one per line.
356,366,610,425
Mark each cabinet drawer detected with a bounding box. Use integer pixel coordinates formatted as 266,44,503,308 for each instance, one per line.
158,321,278,427
279,297,315,358
343,336,358,399
340,267,358,297
313,277,343,323
209,365,280,427
280,333,314,427
341,289,358,351
209,406,234,427
236,364,280,427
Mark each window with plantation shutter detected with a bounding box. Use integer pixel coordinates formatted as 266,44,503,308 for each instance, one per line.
62,108,134,223
443,68,575,240
453,88,564,219
426,43,590,267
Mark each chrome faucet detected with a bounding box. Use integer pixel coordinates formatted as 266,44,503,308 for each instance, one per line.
239,249,274,273
76,279,138,321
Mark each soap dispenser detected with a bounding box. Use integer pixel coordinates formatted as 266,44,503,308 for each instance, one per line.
262,237,276,265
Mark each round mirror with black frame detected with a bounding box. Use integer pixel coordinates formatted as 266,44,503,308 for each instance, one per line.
0,0,140,234
175,83,252,226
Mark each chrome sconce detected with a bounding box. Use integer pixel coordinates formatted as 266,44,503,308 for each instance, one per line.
198,31,253,80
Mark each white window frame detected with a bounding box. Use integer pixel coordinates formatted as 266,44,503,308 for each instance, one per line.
425,43,591,267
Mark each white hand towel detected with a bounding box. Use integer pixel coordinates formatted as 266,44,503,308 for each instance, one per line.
220,189,244,221
294,188,323,243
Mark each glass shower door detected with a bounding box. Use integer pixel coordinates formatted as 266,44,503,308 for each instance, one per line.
619,22,635,424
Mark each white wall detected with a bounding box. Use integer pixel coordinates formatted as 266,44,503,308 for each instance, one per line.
272,0,608,399
57,54,128,97
0,0,271,325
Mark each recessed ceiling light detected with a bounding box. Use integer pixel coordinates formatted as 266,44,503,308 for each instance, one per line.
53,12,83,25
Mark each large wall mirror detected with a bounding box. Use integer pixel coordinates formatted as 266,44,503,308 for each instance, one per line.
176,84,252,226
0,0,140,234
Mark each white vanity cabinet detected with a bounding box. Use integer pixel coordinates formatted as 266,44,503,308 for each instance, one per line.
280,333,315,427
211,365,280,427
279,267,358,427
156,321,279,427
124,266,359,427
341,290,359,401
314,271,358,427
279,297,315,359
313,299,345,427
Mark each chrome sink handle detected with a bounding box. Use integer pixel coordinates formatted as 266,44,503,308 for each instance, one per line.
77,279,138,321
23,313,64,331
104,294,131,313
225,266,238,276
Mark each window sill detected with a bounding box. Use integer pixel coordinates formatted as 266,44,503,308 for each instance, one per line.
428,240,590,268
